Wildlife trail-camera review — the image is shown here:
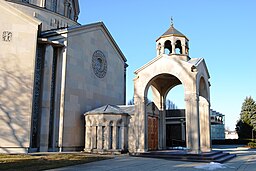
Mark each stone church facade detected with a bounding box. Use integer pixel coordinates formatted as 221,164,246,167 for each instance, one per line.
0,0,127,153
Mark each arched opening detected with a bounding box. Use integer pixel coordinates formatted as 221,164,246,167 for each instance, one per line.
175,40,182,54
199,77,208,99
157,43,161,55
109,121,113,149
145,86,158,151
185,41,189,54
165,85,186,148
164,40,172,54
144,73,185,150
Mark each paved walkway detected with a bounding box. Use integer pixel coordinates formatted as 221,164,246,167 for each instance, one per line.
47,146,256,171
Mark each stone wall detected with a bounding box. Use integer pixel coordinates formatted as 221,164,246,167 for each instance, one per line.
0,1,40,153
59,26,126,150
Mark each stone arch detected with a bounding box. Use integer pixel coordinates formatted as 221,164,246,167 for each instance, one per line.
133,57,210,154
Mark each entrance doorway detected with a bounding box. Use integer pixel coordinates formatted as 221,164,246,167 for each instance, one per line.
148,115,158,150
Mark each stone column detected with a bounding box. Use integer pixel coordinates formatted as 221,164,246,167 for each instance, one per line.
64,1,69,17
40,0,46,8
182,44,186,55
135,96,147,152
97,126,102,150
172,43,176,54
162,100,166,149
199,96,211,152
161,44,165,55
104,126,109,150
185,93,201,154
112,124,117,150
39,45,53,152
84,124,92,151
92,126,97,149
121,126,125,150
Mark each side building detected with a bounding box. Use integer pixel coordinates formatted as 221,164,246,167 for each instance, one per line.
210,109,225,140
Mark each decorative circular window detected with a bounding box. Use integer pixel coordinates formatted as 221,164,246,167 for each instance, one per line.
92,50,107,78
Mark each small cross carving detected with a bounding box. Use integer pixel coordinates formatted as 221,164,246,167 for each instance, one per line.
2,31,12,42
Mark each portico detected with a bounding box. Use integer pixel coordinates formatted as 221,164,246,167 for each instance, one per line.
133,23,211,154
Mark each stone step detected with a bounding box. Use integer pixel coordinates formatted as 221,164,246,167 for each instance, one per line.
130,150,236,163
214,154,237,163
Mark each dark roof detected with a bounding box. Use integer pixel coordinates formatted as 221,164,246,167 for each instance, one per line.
118,105,135,115
85,104,128,115
156,25,187,41
162,25,186,37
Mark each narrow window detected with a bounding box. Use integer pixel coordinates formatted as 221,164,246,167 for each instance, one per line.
110,126,113,149
95,126,98,149
102,126,105,149
117,126,120,149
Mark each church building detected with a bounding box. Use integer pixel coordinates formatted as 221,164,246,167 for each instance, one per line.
0,0,211,155
0,0,127,153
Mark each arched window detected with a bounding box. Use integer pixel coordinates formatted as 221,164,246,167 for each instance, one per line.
185,41,189,54
109,121,113,149
164,40,172,54
102,126,105,149
199,77,208,99
175,40,182,54
157,43,161,55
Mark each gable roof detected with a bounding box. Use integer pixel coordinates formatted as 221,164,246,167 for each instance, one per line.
41,22,126,62
188,58,210,78
118,105,135,115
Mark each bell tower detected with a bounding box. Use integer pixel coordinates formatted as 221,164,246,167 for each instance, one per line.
156,19,190,61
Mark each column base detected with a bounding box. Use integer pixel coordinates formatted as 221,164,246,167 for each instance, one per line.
136,148,148,153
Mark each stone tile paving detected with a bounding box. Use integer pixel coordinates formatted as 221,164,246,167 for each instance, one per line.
47,146,256,171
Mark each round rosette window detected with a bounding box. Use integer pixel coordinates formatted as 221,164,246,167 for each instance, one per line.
92,50,107,78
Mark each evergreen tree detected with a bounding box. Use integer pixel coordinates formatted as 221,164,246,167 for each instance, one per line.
240,96,256,129
236,96,256,139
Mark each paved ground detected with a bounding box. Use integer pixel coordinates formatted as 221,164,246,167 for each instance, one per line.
47,146,256,171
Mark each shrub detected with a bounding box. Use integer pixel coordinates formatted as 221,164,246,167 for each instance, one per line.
248,142,256,148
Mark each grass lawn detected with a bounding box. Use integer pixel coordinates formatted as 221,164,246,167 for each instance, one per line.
0,153,112,171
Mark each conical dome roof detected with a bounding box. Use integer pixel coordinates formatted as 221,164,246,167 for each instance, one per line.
157,24,188,41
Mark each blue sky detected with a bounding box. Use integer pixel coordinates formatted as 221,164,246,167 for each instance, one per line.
78,0,256,130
